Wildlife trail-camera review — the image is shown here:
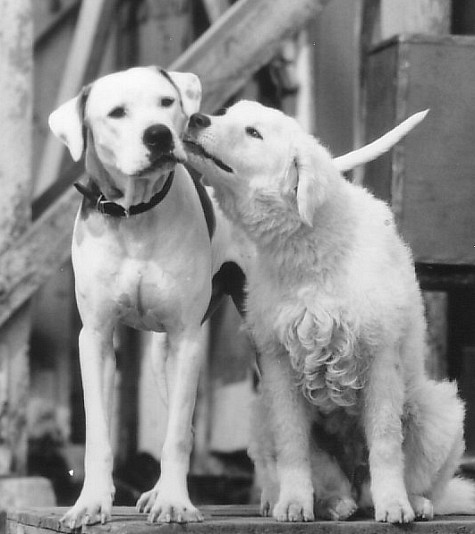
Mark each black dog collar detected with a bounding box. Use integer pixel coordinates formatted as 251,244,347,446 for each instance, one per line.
74,171,175,217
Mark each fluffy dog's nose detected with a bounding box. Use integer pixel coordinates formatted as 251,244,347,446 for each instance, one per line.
143,124,174,152
189,113,211,129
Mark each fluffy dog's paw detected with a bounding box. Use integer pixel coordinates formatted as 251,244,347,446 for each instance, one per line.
374,496,415,523
60,484,115,529
316,495,358,521
273,494,314,522
136,488,158,514
137,491,203,523
410,495,434,521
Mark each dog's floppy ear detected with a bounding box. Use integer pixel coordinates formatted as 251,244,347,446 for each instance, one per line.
292,134,334,226
48,85,90,162
165,71,202,118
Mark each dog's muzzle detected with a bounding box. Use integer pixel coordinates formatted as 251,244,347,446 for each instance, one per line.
188,113,211,129
133,124,182,176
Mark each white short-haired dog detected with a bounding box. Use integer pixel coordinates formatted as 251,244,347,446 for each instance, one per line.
48,67,254,527
184,100,475,523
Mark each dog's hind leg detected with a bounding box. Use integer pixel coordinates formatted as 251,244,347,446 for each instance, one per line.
403,380,473,516
61,325,116,528
137,327,205,523
311,445,357,521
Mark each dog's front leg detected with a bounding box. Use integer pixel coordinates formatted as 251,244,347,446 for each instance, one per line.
259,350,315,522
61,326,116,528
364,343,414,523
137,328,205,523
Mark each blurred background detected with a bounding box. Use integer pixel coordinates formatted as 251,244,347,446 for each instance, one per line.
0,0,475,510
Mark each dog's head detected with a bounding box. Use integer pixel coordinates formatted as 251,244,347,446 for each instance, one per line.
184,100,339,229
49,67,201,205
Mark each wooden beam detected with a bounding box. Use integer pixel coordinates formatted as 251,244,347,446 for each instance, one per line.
0,0,330,329
170,0,331,112
0,0,33,475
34,0,80,48
201,0,231,24
0,186,79,329
34,0,120,199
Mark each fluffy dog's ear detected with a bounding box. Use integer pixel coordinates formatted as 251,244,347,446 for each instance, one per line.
166,71,202,118
293,135,333,226
48,86,90,162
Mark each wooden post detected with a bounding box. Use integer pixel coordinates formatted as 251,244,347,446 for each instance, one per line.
360,0,451,379
0,0,33,475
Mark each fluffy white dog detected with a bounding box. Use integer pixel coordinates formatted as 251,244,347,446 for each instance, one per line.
184,101,475,523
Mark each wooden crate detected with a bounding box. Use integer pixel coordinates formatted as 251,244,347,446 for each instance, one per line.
364,34,475,266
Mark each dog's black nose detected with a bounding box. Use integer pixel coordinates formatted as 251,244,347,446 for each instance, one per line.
189,113,211,129
143,124,174,152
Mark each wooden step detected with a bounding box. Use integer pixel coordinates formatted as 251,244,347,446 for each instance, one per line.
7,505,475,534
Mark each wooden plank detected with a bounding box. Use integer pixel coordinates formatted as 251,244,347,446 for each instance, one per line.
34,0,119,198
8,506,475,534
170,0,331,113
0,186,79,330
0,0,33,475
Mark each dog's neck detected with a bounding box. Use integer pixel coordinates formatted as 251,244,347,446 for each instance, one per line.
84,139,174,211
76,170,174,218
240,179,356,281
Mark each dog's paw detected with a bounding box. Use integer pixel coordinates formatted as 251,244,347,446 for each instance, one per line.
60,484,115,529
273,494,314,522
136,488,157,514
410,495,434,521
137,490,203,524
374,496,415,523
316,495,358,521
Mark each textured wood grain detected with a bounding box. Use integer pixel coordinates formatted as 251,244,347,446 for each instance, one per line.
0,0,33,475
170,0,330,112
0,186,79,329
365,35,475,265
8,506,475,534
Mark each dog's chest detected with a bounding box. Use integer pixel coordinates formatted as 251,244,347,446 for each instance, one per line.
246,266,291,339
77,254,179,331
113,259,180,331
72,214,210,331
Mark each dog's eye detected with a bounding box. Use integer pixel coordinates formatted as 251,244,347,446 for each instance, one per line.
160,97,175,107
245,126,263,140
215,107,227,116
108,106,126,119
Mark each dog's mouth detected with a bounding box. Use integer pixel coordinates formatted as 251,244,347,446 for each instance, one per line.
183,137,234,174
133,153,182,177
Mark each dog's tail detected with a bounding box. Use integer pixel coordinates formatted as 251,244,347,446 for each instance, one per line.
334,110,428,172
433,476,475,515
